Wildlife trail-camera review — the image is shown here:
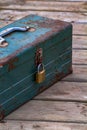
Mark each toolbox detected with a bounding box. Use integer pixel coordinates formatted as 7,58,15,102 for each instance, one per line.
0,15,72,120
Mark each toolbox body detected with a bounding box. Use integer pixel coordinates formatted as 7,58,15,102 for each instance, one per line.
0,15,72,120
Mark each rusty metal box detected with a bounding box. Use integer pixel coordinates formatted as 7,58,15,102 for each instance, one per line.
0,15,72,120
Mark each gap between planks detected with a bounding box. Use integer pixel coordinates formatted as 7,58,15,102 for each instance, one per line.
3,119,87,124
1,120,87,130
3,119,87,123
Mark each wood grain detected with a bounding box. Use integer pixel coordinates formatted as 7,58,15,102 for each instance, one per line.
0,1,87,12
73,23,87,35
63,73,87,82
0,121,87,130
73,50,87,64
73,65,87,74
73,36,87,49
0,20,11,28
35,82,87,101
63,64,87,81
0,0,87,4
6,100,87,123
0,10,87,23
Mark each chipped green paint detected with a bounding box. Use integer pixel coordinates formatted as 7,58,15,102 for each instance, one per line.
0,15,72,120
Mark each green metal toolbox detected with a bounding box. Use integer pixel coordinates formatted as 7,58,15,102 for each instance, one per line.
0,15,72,120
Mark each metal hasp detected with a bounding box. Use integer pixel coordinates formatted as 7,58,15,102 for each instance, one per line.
0,26,29,47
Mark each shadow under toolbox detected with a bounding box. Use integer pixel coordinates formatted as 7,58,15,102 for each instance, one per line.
0,15,72,120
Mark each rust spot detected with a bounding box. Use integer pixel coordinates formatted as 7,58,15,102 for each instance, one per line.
0,110,5,121
39,86,47,93
35,48,43,66
38,68,72,95
55,65,72,80
0,17,72,66
68,65,73,73
38,70,72,94
8,57,18,71
56,72,64,80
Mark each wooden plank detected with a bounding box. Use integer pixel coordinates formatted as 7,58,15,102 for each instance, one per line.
0,10,87,23
0,0,25,5
0,20,11,28
0,0,85,5
0,1,87,12
63,65,87,82
60,65,87,82
1,121,87,130
35,82,87,101
63,73,87,82
73,36,87,49
73,23,87,35
73,50,87,64
6,100,87,123
73,65,87,74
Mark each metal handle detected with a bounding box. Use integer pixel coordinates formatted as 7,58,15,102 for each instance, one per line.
0,26,30,47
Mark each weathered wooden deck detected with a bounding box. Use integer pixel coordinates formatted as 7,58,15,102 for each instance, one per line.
0,0,87,129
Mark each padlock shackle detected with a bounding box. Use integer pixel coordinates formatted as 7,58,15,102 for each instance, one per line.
36,63,45,83
37,63,44,73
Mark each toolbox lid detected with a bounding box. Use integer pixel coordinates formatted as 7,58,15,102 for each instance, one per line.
0,15,71,65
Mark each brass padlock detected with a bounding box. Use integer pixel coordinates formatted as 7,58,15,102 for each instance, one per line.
36,63,45,83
